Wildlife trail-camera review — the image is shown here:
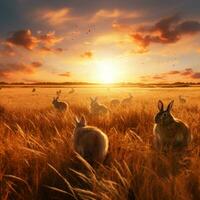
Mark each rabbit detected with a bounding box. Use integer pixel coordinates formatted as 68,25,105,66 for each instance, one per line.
153,100,192,151
52,96,68,112
110,99,120,107
32,88,36,92
90,97,108,115
68,88,75,94
73,116,109,165
179,95,186,103
56,89,62,96
121,93,133,106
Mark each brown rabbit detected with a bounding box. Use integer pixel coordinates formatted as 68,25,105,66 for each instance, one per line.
73,116,109,165
153,100,192,151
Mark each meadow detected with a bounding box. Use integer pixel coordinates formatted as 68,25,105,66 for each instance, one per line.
0,86,199,200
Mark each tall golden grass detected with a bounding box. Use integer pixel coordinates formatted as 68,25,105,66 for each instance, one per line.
0,87,199,200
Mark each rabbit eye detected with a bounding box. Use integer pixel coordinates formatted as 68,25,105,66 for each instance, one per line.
163,113,167,117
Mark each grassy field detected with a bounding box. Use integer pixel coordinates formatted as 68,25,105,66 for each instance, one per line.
0,86,199,200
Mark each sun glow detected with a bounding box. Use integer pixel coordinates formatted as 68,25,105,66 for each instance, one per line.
96,59,120,83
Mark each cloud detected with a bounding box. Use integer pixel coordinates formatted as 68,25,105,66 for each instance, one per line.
39,31,63,47
181,68,193,75
31,61,42,68
0,61,42,78
130,46,149,54
129,15,200,50
81,51,93,59
7,30,39,50
167,70,180,75
91,9,140,22
0,43,16,56
191,72,200,79
39,46,64,53
39,8,74,26
112,22,133,32
152,75,165,80
58,72,71,77
5,29,63,52
140,68,200,82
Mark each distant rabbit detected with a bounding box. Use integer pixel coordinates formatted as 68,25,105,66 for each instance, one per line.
32,88,36,92
90,97,108,115
110,99,120,107
52,96,68,112
121,93,133,106
56,90,62,96
68,88,75,94
179,95,186,103
153,100,192,151
73,116,109,165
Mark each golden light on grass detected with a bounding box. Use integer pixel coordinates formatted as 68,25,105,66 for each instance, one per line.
0,87,199,200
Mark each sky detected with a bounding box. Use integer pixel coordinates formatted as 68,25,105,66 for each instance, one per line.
0,0,200,83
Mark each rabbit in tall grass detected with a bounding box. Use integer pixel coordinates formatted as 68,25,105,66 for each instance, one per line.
56,90,62,96
153,100,192,151
110,99,120,107
73,116,109,165
179,95,186,104
121,93,133,106
68,88,75,94
90,97,108,115
52,96,68,112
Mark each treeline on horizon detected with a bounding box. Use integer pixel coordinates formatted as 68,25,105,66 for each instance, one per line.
0,81,200,87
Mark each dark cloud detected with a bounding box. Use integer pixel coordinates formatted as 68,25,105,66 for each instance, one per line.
168,70,180,75
7,30,39,50
58,72,71,77
130,14,200,50
81,51,93,59
140,67,200,82
191,72,200,79
0,61,42,78
5,29,63,51
181,68,193,75
31,61,43,68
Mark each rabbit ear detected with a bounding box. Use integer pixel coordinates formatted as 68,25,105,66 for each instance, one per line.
158,100,164,111
90,97,93,102
74,116,80,126
167,100,174,112
80,115,86,126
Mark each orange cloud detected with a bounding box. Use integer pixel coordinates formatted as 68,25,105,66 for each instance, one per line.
39,31,63,47
7,30,39,50
112,22,133,32
39,8,74,26
81,51,93,59
140,68,200,82
58,72,71,77
131,14,200,50
31,61,42,68
91,9,140,22
0,61,42,79
114,14,200,52
0,42,16,56
5,29,63,52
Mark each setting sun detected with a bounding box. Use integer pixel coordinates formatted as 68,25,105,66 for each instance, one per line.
96,59,120,83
